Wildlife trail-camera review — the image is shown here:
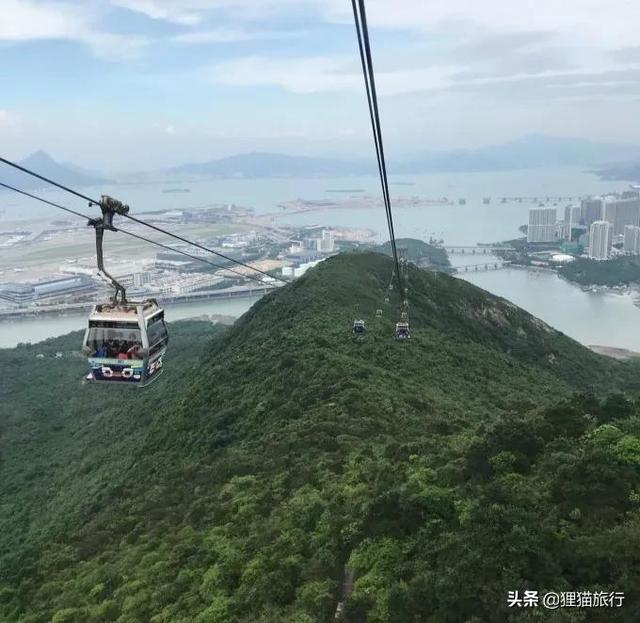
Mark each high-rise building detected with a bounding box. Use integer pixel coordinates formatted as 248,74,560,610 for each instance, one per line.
601,196,640,236
580,198,603,227
588,221,612,260
317,229,335,253
527,208,557,243
602,197,617,226
613,198,640,235
563,205,582,239
623,225,640,255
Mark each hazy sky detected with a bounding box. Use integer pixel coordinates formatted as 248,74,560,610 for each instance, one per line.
2,0,640,171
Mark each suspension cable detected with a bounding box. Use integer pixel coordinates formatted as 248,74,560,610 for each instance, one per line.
0,182,278,287
350,0,403,294
0,182,90,220
0,157,95,204
119,211,281,282
0,157,287,284
115,230,275,288
349,0,394,252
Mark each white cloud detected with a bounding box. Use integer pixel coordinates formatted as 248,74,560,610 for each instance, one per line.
172,28,305,44
111,0,202,25
87,32,149,60
0,0,84,40
208,56,358,94
321,0,640,50
106,0,640,51
164,124,176,134
104,0,640,97
110,0,312,23
211,55,458,96
0,109,19,128
0,0,147,60
207,53,579,97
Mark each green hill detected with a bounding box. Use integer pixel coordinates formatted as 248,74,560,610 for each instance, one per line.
558,255,640,287
2,251,640,623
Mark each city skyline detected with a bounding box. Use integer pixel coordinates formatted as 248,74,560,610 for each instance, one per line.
3,0,640,170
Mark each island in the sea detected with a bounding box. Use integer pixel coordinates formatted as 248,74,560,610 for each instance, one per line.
593,163,640,182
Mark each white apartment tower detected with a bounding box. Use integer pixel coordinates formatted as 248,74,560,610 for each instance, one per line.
623,225,640,255
588,221,612,260
317,229,335,253
527,208,557,243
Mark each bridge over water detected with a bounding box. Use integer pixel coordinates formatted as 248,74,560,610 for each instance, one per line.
454,261,510,273
458,195,583,204
444,245,514,255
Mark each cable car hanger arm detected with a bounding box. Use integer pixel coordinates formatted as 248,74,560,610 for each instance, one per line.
87,195,130,305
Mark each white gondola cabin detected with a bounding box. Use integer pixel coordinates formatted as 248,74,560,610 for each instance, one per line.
394,321,410,340
82,299,168,386
352,319,366,334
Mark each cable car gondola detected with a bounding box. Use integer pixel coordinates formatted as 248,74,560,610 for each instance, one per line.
352,319,366,335
81,196,169,386
395,321,410,340
82,299,168,385
395,305,410,341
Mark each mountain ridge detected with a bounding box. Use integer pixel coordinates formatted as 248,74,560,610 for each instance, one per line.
131,135,640,181
0,150,110,190
7,134,640,193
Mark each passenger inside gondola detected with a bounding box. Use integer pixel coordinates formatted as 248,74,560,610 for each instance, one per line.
106,333,121,358
125,332,142,359
89,326,143,359
127,342,142,358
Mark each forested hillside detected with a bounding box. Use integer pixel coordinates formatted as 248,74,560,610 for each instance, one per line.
2,252,640,623
558,255,640,287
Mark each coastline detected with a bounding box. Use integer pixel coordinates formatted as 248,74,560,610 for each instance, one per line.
515,263,640,306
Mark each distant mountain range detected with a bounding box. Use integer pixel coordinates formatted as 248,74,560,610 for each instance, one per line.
4,136,640,191
399,135,640,174
0,150,110,191
163,152,370,180
128,135,640,181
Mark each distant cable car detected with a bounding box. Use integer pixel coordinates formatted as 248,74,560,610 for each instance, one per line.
395,321,410,340
81,195,169,386
352,319,366,335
